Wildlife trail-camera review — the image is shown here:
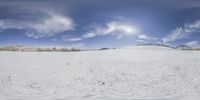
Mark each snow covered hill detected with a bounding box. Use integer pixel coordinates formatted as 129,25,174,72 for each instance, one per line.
0,46,200,100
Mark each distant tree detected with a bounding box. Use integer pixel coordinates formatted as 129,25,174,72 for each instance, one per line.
71,48,80,51
100,47,109,50
52,47,56,51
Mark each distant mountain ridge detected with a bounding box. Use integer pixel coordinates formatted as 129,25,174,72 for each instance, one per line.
138,43,173,48
137,43,200,51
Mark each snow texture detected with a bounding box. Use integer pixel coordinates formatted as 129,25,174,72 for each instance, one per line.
0,45,200,100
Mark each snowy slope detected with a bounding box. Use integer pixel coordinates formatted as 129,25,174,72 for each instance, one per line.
0,46,200,100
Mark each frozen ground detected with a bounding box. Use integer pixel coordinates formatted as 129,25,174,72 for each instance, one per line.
0,45,200,100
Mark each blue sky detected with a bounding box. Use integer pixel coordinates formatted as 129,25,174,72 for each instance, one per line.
0,0,200,48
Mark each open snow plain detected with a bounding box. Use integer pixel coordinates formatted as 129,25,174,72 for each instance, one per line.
0,46,200,100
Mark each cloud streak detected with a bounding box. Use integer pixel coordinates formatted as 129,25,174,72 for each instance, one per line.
62,36,82,42
186,41,198,46
79,21,157,42
162,20,200,43
0,13,75,39
83,21,139,39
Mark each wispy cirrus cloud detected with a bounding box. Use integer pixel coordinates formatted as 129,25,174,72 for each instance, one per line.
162,20,200,43
68,38,82,42
62,35,82,42
62,20,158,44
186,41,199,46
83,21,139,39
0,12,75,39
82,21,156,41
26,14,74,38
137,34,157,40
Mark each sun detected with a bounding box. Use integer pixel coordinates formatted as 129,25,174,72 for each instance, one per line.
122,25,138,35
124,27,134,33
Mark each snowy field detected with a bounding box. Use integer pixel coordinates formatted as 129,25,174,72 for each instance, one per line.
0,46,200,100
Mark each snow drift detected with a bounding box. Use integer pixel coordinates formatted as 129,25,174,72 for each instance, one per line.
0,45,200,100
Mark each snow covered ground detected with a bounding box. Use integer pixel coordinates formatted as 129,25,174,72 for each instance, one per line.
0,45,200,100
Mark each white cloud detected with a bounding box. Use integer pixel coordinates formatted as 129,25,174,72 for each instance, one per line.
162,20,200,43
68,38,82,42
83,21,139,39
0,19,24,30
186,41,198,46
162,28,185,43
0,13,75,39
82,21,157,41
137,34,157,41
62,35,82,42
26,15,74,38
138,34,147,39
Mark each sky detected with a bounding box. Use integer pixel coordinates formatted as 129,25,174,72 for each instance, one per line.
0,0,200,48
